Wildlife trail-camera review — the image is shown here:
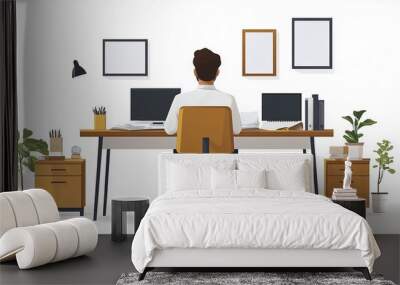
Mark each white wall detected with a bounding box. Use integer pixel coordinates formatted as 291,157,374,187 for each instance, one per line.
17,0,400,233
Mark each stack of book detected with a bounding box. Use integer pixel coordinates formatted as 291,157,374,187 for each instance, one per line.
332,188,358,200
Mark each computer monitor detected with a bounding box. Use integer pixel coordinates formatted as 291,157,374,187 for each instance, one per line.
130,88,181,122
262,93,302,122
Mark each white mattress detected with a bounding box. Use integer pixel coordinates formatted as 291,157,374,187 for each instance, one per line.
131,190,380,273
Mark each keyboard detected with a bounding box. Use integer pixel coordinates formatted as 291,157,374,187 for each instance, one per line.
111,122,164,130
260,121,302,130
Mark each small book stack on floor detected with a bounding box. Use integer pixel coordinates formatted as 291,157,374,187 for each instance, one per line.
332,188,358,200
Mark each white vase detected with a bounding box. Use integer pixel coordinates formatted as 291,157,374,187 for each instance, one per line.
371,192,388,213
346,143,364,160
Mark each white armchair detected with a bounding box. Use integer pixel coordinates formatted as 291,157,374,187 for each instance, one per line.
0,189,97,269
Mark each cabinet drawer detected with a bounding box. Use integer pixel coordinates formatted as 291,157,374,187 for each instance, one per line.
36,164,82,176
35,176,83,208
326,163,369,176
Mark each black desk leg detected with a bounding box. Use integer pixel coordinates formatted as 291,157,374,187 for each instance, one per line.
93,136,103,221
103,149,111,216
310,137,318,195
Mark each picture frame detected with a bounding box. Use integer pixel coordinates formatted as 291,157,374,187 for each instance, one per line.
242,29,277,76
292,18,333,69
103,39,148,76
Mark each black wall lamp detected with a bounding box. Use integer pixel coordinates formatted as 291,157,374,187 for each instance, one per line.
72,60,87,78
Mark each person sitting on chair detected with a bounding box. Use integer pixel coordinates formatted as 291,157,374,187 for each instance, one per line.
164,48,242,135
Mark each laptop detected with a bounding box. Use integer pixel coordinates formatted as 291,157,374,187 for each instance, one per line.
260,93,302,130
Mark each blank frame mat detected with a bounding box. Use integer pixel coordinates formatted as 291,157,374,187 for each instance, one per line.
244,32,274,74
104,41,146,74
294,21,331,67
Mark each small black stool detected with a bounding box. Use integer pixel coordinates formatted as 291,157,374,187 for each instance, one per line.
111,197,149,242
332,198,366,218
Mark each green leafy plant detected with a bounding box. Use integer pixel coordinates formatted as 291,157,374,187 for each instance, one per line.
342,110,377,143
17,128,49,189
373,139,396,193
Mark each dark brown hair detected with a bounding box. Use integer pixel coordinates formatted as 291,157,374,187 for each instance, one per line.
193,48,221,81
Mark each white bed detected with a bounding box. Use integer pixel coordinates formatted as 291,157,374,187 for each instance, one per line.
131,153,380,280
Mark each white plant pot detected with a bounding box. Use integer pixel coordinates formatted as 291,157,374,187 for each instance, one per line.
346,143,364,160
371,192,388,213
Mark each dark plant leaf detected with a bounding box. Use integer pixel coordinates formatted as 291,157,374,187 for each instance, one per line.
22,156,37,172
342,116,353,125
344,131,359,142
353,110,366,120
358,119,377,129
343,134,357,143
24,138,49,155
17,143,30,158
23,128,33,140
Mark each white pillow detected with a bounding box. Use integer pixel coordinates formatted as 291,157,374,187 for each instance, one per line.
167,162,209,191
211,168,236,190
237,169,267,189
166,158,236,191
238,158,309,192
211,168,267,190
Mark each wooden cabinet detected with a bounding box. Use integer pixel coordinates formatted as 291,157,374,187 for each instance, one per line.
324,159,370,207
35,159,85,215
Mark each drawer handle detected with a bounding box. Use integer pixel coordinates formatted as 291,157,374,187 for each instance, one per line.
51,168,66,171
51,181,67,184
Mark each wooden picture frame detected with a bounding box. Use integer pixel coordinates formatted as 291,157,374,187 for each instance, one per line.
292,18,332,69
242,29,277,76
103,39,148,76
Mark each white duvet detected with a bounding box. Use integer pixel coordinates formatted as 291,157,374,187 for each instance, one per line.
131,190,380,273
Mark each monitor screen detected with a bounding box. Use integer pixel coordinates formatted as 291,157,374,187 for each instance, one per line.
262,93,302,121
130,88,181,121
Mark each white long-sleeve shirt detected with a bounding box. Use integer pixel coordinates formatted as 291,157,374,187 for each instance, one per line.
164,85,242,135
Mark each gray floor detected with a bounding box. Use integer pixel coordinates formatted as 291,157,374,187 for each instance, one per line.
0,235,399,285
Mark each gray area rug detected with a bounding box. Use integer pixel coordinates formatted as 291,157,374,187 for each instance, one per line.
117,272,396,285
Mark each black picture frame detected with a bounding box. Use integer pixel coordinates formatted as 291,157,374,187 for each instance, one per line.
103,39,148,76
292,18,333,69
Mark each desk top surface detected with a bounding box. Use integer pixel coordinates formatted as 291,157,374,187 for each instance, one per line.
80,128,334,137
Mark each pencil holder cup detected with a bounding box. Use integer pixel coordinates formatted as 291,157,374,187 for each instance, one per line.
50,137,63,155
94,114,106,130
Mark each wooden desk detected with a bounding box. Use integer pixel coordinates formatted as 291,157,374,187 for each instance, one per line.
80,128,334,220
80,129,333,137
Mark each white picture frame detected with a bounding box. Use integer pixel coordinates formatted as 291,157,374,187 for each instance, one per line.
292,18,332,69
103,39,148,76
242,29,277,76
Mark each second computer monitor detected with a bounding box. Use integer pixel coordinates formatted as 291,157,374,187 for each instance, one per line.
130,88,181,121
262,93,302,121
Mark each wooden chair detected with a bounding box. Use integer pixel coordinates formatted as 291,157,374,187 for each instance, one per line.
175,106,236,153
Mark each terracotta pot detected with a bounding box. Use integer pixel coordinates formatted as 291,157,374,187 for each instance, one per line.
371,192,388,213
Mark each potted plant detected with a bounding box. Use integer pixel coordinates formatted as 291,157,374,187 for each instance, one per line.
342,110,377,159
371,139,396,213
17,128,49,189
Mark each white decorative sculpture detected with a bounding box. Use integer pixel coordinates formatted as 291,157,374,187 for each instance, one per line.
343,157,353,190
